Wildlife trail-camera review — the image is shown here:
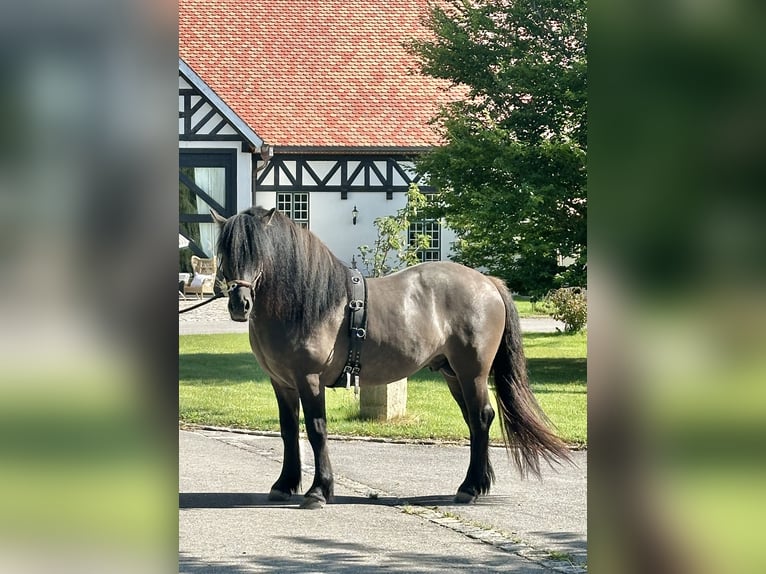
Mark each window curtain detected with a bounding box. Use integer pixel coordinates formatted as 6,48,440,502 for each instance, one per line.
193,167,225,257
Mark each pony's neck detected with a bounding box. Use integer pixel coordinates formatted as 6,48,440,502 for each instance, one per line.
256,223,349,333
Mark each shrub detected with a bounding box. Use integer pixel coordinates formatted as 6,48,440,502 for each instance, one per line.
540,287,587,333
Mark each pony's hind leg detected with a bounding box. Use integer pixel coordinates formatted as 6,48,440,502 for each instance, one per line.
442,367,496,503
268,381,302,501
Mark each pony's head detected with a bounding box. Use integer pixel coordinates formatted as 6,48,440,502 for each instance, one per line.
212,207,277,322
213,205,348,332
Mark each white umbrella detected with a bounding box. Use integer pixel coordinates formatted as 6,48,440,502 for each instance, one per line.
179,233,190,249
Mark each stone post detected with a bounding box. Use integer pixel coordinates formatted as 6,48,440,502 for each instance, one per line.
359,378,408,420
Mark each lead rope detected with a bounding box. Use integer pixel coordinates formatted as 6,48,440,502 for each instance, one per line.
178,293,225,314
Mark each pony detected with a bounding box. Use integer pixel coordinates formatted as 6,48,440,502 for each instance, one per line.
212,206,571,509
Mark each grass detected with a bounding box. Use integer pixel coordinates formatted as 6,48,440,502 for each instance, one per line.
179,331,586,446
512,296,547,318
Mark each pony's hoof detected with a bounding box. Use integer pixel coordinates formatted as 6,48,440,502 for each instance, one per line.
267,488,292,502
299,495,325,510
453,491,477,504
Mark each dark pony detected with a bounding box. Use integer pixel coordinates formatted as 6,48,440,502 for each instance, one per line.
214,206,571,508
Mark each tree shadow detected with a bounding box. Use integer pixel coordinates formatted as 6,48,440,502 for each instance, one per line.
528,530,588,563
523,332,584,342
180,533,538,573
527,357,587,386
179,353,267,385
179,495,587,572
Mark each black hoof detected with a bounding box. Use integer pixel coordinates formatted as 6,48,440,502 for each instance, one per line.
299,495,325,510
453,490,477,504
268,488,293,502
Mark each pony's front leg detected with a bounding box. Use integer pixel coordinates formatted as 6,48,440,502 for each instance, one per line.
298,377,333,509
268,381,302,501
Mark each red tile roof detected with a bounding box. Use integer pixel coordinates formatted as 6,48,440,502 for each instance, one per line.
179,0,457,149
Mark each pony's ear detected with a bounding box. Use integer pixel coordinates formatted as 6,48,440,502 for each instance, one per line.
263,207,277,225
210,208,227,226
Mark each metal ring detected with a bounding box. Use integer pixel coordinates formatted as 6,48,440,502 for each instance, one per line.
349,299,364,311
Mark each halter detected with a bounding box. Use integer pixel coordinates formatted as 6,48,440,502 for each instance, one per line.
225,271,262,294
178,271,262,315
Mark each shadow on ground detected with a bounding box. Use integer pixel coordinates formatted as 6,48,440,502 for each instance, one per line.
179,492,523,510
179,492,400,509
180,535,537,574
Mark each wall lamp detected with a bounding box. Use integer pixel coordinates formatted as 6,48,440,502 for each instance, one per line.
352,205,359,225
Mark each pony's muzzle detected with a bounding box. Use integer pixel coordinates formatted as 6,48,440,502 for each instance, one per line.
228,286,253,322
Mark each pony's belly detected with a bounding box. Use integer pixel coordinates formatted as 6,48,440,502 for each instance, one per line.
355,353,434,385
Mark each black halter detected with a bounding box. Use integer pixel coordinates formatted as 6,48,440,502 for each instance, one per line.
179,271,261,315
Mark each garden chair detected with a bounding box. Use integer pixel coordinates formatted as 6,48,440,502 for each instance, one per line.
183,256,217,298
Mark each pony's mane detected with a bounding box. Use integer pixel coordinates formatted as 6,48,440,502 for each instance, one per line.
217,207,349,333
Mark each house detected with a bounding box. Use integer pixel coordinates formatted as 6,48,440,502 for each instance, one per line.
179,0,458,274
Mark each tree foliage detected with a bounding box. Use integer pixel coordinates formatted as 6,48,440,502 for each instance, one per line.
357,184,431,277
408,0,587,298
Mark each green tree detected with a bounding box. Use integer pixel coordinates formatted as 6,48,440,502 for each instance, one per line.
358,184,431,277
408,0,587,299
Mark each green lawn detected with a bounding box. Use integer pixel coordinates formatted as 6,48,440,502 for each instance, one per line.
512,297,547,318
179,331,586,446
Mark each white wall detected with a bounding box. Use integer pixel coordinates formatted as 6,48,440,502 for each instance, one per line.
254,188,457,271
313,190,408,267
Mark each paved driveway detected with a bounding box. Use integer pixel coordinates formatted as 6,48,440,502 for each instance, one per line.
180,429,586,573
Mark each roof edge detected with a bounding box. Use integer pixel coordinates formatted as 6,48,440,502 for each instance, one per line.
274,146,434,156
179,58,264,150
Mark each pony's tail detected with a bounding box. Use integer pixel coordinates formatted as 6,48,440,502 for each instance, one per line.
489,277,573,478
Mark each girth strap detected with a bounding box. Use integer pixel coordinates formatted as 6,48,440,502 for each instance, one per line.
330,267,367,393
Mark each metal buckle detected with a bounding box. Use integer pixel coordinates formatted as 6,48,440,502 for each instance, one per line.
352,327,366,339
349,299,364,311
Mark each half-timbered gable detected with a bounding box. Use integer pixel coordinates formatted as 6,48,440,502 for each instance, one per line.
178,60,264,261
178,59,262,148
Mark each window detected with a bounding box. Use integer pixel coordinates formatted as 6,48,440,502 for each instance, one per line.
277,192,309,228
409,220,441,262
179,149,236,273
